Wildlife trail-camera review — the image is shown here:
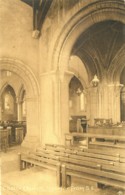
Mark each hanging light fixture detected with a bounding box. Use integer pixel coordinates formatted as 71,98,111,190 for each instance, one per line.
91,74,99,87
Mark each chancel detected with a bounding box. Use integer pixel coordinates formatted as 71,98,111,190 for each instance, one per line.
1,0,125,194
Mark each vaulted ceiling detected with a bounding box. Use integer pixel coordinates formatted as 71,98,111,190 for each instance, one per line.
72,20,125,78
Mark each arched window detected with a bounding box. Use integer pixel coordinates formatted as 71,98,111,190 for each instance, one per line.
4,93,14,113
80,92,86,111
1,85,17,120
69,76,86,115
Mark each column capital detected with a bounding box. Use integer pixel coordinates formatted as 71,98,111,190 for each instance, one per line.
40,70,74,83
59,70,74,83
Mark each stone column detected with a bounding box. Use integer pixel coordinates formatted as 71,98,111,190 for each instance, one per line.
113,85,122,123
98,83,122,124
21,96,40,152
16,98,22,121
60,71,73,144
121,87,125,121
0,101,2,121
40,71,59,145
88,87,99,125
40,70,73,145
107,85,114,120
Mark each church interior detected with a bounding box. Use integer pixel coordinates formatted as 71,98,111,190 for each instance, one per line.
1,0,125,194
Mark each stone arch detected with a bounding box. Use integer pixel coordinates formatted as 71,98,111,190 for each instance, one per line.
0,79,21,97
51,0,125,81
69,55,89,87
0,58,40,98
108,45,125,83
0,83,16,97
0,82,11,97
18,85,26,102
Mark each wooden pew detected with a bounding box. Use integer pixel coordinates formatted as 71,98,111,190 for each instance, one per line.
19,144,125,189
65,133,125,149
61,162,125,190
37,144,125,158
0,130,9,152
19,152,61,187
60,150,125,189
42,144,125,189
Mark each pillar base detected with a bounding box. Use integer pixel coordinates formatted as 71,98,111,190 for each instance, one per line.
21,135,40,153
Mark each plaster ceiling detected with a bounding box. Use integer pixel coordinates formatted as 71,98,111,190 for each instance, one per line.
72,20,125,77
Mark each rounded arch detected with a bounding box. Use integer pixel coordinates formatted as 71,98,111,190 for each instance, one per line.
51,0,125,81
69,55,89,87
108,45,125,83
0,58,40,98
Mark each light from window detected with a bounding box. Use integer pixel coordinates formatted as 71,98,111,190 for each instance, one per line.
80,92,86,111
6,71,12,77
69,100,72,108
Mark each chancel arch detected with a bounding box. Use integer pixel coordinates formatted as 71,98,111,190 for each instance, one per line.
49,2,125,131
51,1,125,73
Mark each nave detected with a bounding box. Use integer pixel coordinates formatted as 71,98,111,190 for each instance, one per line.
1,0,125,194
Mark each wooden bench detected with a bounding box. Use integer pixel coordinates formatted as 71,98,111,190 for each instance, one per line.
41,143,125,159
42,144,125,189
19,152,61,187
20,144,125,190
60,151,125,189
65,133,125,149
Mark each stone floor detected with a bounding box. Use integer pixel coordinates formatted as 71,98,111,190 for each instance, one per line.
0,146,125,195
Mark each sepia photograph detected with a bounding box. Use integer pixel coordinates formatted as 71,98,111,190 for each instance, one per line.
0,0,125,194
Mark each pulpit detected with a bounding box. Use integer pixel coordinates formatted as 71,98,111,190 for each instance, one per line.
69,115,88,132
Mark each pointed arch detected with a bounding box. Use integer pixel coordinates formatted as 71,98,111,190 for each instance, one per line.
0,58,40,98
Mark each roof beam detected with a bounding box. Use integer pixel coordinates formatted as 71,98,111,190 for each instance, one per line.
21,0,53,38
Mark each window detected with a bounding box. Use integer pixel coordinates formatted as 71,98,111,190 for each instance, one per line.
4,93,14,113
80,92,86,111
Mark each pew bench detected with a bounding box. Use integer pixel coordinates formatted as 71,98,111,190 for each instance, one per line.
19,152,61,187
60,151,125,190
42,144,125,189
42,143,125,158
19,144,125,190
65,133,125,150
